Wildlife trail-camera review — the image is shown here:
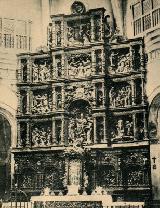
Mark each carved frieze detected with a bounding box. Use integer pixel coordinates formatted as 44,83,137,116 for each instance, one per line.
32,58,52,82
32,91,52,114
67,53,92,78
31,123,52,147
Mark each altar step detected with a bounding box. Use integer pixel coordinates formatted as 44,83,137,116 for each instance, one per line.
2,201,145,208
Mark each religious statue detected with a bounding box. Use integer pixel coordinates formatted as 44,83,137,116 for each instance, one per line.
116,119,124,138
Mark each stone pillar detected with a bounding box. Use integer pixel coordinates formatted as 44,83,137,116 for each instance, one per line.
52,118,56,145
61,85,65,110
141,75,145,105
17,122,21,147
17,59,22,82
132,113,137,140
93,83,96,107
93,117,97,144
91,16,95,42
26,122,30,147
61,117,65,145
130,79,136,105
143,111,148,140
139,44,144,71
26,88,30,114
52,21,56,48
27,57,32,82
91,50,96,75
17,90,21,115
61,19,64,47
52,55,56,79
63,20,67,47
52,85,56,111
103,115,107,143
102,82,105,107
100,14,103,41
101,48,105,74
129,46,134,71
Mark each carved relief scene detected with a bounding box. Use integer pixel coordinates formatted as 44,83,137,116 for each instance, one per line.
109,83,132,108
109,47,131,75
31,122,52,147
32,57,52,82
32,89,52,114
67,18,91,46
67,52,92,78
68,100,93,146
110,115,134,142
65,82,94,108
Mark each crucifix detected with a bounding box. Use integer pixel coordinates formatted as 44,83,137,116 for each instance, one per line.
152,157,157,170
152,157,156,163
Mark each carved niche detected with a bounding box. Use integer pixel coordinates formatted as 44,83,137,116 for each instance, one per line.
32,90,52,114
111,115,133,142
55,21,62,46
65,82,94,108
67,18,91,46
31,123,52,147
67,53,92,78
94,15,102,42
32,58,52,82
68,100,93,146
21,59,28,82
109,52,133,75
109,84,132,108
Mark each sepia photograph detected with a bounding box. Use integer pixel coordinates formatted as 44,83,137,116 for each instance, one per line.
0,0,159,207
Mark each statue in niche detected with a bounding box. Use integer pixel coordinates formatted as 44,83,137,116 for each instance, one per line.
39,63,50,81
67,19,91,46
109,87,116,107
68,111,93,146
55,57,62,77
116,119,124,138
55,22,61,46
94,17,101,41
126,121,133,136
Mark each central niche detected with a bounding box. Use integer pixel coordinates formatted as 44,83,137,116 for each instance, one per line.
68,100,93,146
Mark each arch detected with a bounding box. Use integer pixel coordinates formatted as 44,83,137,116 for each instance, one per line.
68,98,93,110
148,85,160,104
0,113,12,199
149,93,160,141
